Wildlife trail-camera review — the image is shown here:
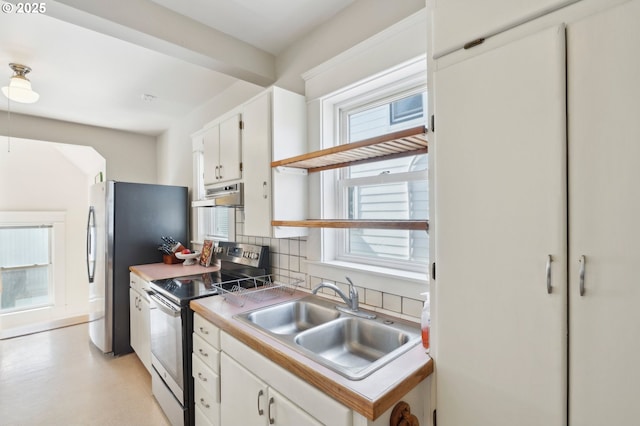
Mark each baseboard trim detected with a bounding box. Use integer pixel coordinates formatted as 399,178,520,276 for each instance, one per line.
0,314,89,340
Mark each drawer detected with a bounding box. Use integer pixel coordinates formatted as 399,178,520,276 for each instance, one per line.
193,333,220,373
192,352,220,397
195,406,215,426
194,380,220,426
194,313,220,349
129,272,149,294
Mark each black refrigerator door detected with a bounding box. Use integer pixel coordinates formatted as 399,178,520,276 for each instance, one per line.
111,182,188,355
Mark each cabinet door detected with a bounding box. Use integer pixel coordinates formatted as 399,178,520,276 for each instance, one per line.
568,2,640,424
202,126,220,185
137,293,151,373
218,113,242,183
268,388,322,426
129,288,140,354
220,352,267,425
433,26,567,426
242,91,272,237
432,0,574,56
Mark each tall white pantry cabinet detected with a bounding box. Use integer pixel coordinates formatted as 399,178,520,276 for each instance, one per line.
430,1,640,425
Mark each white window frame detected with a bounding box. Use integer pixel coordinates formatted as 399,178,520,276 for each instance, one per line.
0,211,65,317
313,58,429,283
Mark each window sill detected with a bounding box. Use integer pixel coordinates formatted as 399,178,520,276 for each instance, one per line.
305,260,427,299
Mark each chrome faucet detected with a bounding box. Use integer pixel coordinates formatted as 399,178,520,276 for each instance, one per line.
312,277,376,319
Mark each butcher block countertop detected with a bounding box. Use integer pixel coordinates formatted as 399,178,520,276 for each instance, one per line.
191,290,433,421
129,262,220,281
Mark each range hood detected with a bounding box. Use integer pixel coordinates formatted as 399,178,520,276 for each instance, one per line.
192,182,243,207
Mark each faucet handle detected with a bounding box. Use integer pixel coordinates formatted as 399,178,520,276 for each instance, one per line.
345,276,359,309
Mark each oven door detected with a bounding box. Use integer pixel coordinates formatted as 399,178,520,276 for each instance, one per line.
149,293,184,403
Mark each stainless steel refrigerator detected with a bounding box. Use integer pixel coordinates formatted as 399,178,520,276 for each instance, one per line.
87,181,188,355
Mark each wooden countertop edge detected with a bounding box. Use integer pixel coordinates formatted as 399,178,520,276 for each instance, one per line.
129,263,220,282
190,298,433,420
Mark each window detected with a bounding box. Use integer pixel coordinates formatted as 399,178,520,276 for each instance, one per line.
0,226,53,313
197,207,232,241
336,90,428,272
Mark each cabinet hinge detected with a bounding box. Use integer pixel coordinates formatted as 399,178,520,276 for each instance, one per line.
431,262,436,281
463,38,485,50
239,120,244,130
430,115,435,133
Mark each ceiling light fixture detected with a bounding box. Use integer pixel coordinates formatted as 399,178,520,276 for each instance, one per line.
2,63,40,104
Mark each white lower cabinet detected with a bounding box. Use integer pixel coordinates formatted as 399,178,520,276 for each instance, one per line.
129,272,152,373
220,330,352,426
193,313,221,426
220,353,322,426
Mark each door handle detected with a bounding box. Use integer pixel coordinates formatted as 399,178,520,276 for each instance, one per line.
579,255,586,296
257,389,264,416
546,255,552,294
268,396,275,424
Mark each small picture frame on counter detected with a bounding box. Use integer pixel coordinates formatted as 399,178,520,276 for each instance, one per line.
199,239,214,266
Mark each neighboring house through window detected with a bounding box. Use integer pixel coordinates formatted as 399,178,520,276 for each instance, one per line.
321,61,428,274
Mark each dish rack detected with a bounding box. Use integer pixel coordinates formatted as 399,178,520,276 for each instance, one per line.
216,274,302,307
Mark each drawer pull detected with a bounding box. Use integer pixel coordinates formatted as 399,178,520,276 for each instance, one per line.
197,372,208,382
200,398,210,409
198,348,209,357
199,326,209,335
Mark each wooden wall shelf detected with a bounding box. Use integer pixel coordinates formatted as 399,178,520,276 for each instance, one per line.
272,219,429,231
271,126,428,173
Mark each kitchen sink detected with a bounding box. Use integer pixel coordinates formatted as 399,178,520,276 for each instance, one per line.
243,298,340,335
235,295,421,380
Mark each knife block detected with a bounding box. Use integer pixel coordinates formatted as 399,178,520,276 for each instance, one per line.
163,253,183,264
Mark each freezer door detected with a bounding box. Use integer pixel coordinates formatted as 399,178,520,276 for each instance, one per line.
88,182,111,353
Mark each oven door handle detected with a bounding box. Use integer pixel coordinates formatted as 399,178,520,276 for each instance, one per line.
149,293,181,317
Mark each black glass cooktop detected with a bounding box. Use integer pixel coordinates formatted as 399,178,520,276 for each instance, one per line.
150,269,267,306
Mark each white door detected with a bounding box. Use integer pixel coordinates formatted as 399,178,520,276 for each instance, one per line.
218,113,242,183
434,26,567,426
568,1,640,424
242,92,272,237
220,353,267,425
202,126,220,185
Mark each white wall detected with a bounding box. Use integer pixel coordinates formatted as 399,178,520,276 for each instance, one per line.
0,113,157,183
0,137,104,330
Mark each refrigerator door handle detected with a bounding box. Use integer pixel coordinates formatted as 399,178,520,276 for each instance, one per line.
87,206,96,283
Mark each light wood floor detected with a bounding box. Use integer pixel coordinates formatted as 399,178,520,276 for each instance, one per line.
0,322,170,426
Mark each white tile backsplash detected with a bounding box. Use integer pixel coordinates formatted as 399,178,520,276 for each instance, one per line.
235,215,423,320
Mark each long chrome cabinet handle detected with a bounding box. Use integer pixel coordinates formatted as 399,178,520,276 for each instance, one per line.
579,255,586,296
546,255,552,294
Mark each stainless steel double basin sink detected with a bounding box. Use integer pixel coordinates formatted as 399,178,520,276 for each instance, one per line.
234,295,421,380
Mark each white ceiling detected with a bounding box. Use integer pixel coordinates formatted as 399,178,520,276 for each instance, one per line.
0,0,354,136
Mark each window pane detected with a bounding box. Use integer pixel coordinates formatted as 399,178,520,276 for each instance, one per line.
338,90,428,270
0,226,52,313
198,207,230,241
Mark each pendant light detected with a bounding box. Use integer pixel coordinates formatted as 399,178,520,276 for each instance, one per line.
1,63,40,104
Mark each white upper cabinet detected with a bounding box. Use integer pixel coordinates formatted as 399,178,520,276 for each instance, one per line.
202,111,242,185
242,87,308,238
431,0,577,57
